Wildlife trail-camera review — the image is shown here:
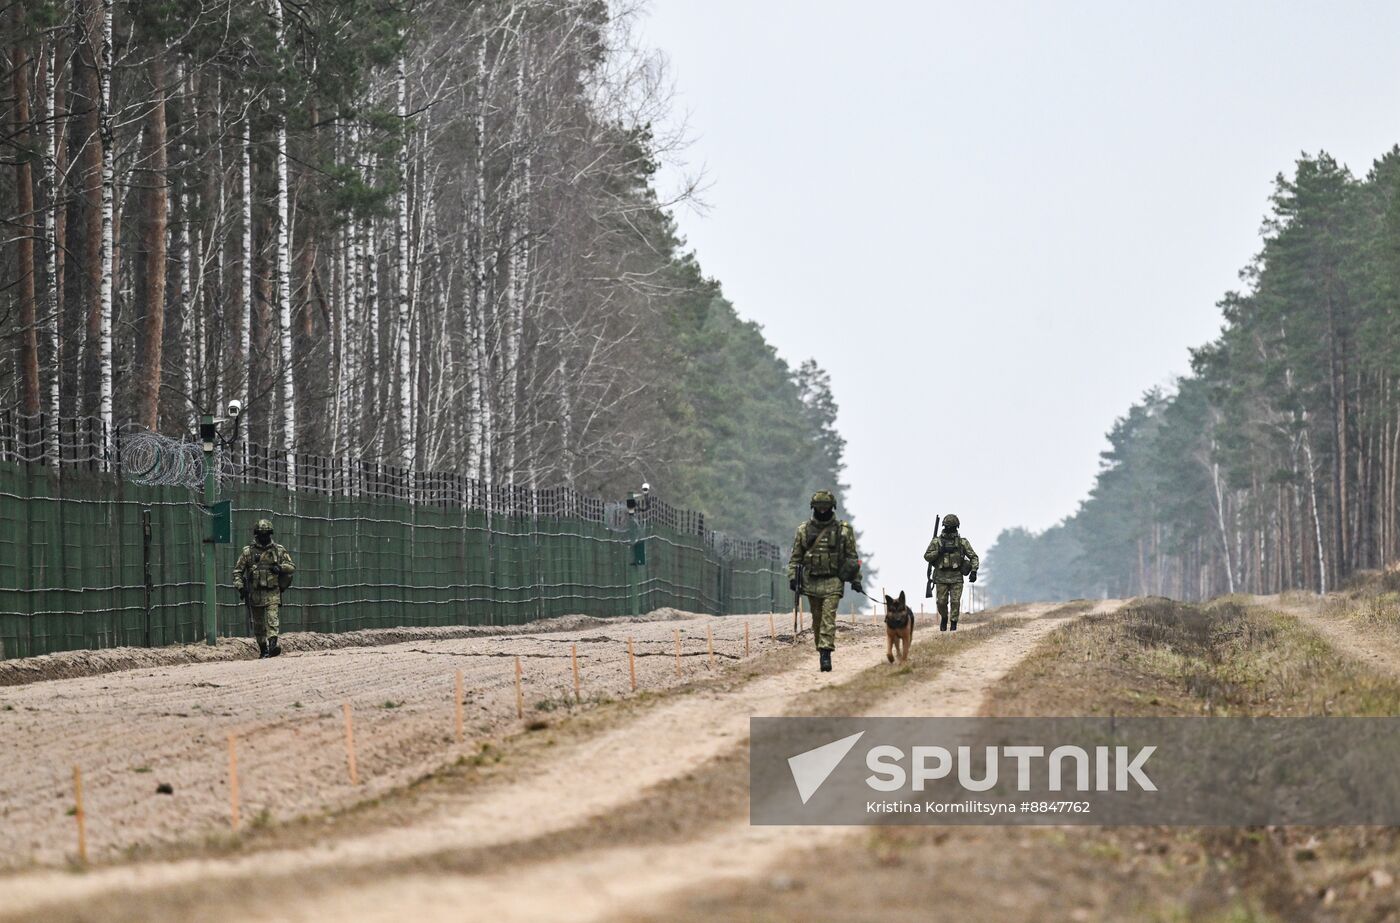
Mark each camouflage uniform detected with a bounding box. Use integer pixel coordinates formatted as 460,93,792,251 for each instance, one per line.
923,514,978,630
233,519,295,656
788,490,861,659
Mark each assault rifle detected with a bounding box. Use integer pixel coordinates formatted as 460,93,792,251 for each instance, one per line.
925,515,941,599
792,564,804,641
237,556,254,638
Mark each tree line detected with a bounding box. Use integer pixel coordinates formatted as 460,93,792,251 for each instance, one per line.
986,148,1400,604
0,0,864,548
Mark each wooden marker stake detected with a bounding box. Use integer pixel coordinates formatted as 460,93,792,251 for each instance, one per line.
571,643,581,702
72,765,87,864
343,703,359,785
514,655,525,719
769,613,776,640
744,620,751,657
228,733,241,831
707,625,715,667
627,638,637,691
674,629,681,676
454,669,465,744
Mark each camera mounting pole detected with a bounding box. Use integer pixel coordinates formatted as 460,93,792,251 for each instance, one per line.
200,413,220,645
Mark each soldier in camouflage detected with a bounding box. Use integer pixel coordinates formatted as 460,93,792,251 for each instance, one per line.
923,513,978,632
233,518,296,658
788,490,862,672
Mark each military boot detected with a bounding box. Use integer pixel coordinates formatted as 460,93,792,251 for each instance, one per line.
819,649,832,672
257,639,269,659
949,621,958,632
268,636,281,657
939,614,948,632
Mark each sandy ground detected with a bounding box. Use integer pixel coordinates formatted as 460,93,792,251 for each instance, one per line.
0,613,705,687
274,602,1095,923
0,609,807,869
0,600,1103,922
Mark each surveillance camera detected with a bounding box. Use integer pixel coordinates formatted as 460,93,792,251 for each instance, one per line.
227,399,243,418
641,482,651,494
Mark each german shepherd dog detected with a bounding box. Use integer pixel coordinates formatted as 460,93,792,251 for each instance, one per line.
884,591,913,664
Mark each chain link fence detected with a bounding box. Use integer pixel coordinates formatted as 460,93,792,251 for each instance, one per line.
0,411,785,660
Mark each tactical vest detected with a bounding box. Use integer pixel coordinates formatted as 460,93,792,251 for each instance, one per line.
245,544,290,603
935,534,968,574
801,521,846,579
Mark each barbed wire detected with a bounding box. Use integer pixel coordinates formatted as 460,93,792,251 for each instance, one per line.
0,408,782,560
119,428,231,491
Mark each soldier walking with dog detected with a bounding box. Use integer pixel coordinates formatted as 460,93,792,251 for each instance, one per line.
233,518,296,658
924,513,978,632
788,490,863,672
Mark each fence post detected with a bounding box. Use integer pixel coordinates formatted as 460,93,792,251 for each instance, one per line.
142,508,153,647
201,414,218,645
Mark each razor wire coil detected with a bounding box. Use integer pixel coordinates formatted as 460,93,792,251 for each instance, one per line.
118,428,231,491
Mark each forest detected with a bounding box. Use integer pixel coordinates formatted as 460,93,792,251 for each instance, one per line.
986,148,1400,604
0,0,862,547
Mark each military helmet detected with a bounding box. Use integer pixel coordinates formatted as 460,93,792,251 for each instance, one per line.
942,513,960,530
810,489,836,509
253,518,274,535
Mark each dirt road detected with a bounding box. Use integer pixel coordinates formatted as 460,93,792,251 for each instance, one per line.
0,600,1105,922
276,601,1094,923
1264,591,1400,681
0,610,803,869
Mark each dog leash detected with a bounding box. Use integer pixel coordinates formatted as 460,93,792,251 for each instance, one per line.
853,588,884,605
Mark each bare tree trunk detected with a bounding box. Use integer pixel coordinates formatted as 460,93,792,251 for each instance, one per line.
11,10,42,422
341,128,361,454
182,68,204,411
395,50,415,467
364,216,381,452
466,39,491,481
45,34,68,430
557,349,573,487
270,0,297,460
135,54,168,431
96,0,114,433
502,38,530,479
68,0,102,421
203,75,223,406
1301,427,1328,594
1325,291,1350,576
249,230,274,446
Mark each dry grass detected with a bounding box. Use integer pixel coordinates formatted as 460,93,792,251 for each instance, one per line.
994,598,1400,717
622,599,1400,923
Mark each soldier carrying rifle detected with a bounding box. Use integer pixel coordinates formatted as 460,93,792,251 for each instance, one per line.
233,519,296,658
923,513,978,632
788,490,863,673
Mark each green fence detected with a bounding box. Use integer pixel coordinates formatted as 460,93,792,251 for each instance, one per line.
0,414,784,660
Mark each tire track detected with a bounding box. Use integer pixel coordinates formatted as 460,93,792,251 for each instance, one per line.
0,604,1099,922
263,602,1109,923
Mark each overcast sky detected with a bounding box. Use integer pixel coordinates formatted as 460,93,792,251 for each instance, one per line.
638,0,1400,602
